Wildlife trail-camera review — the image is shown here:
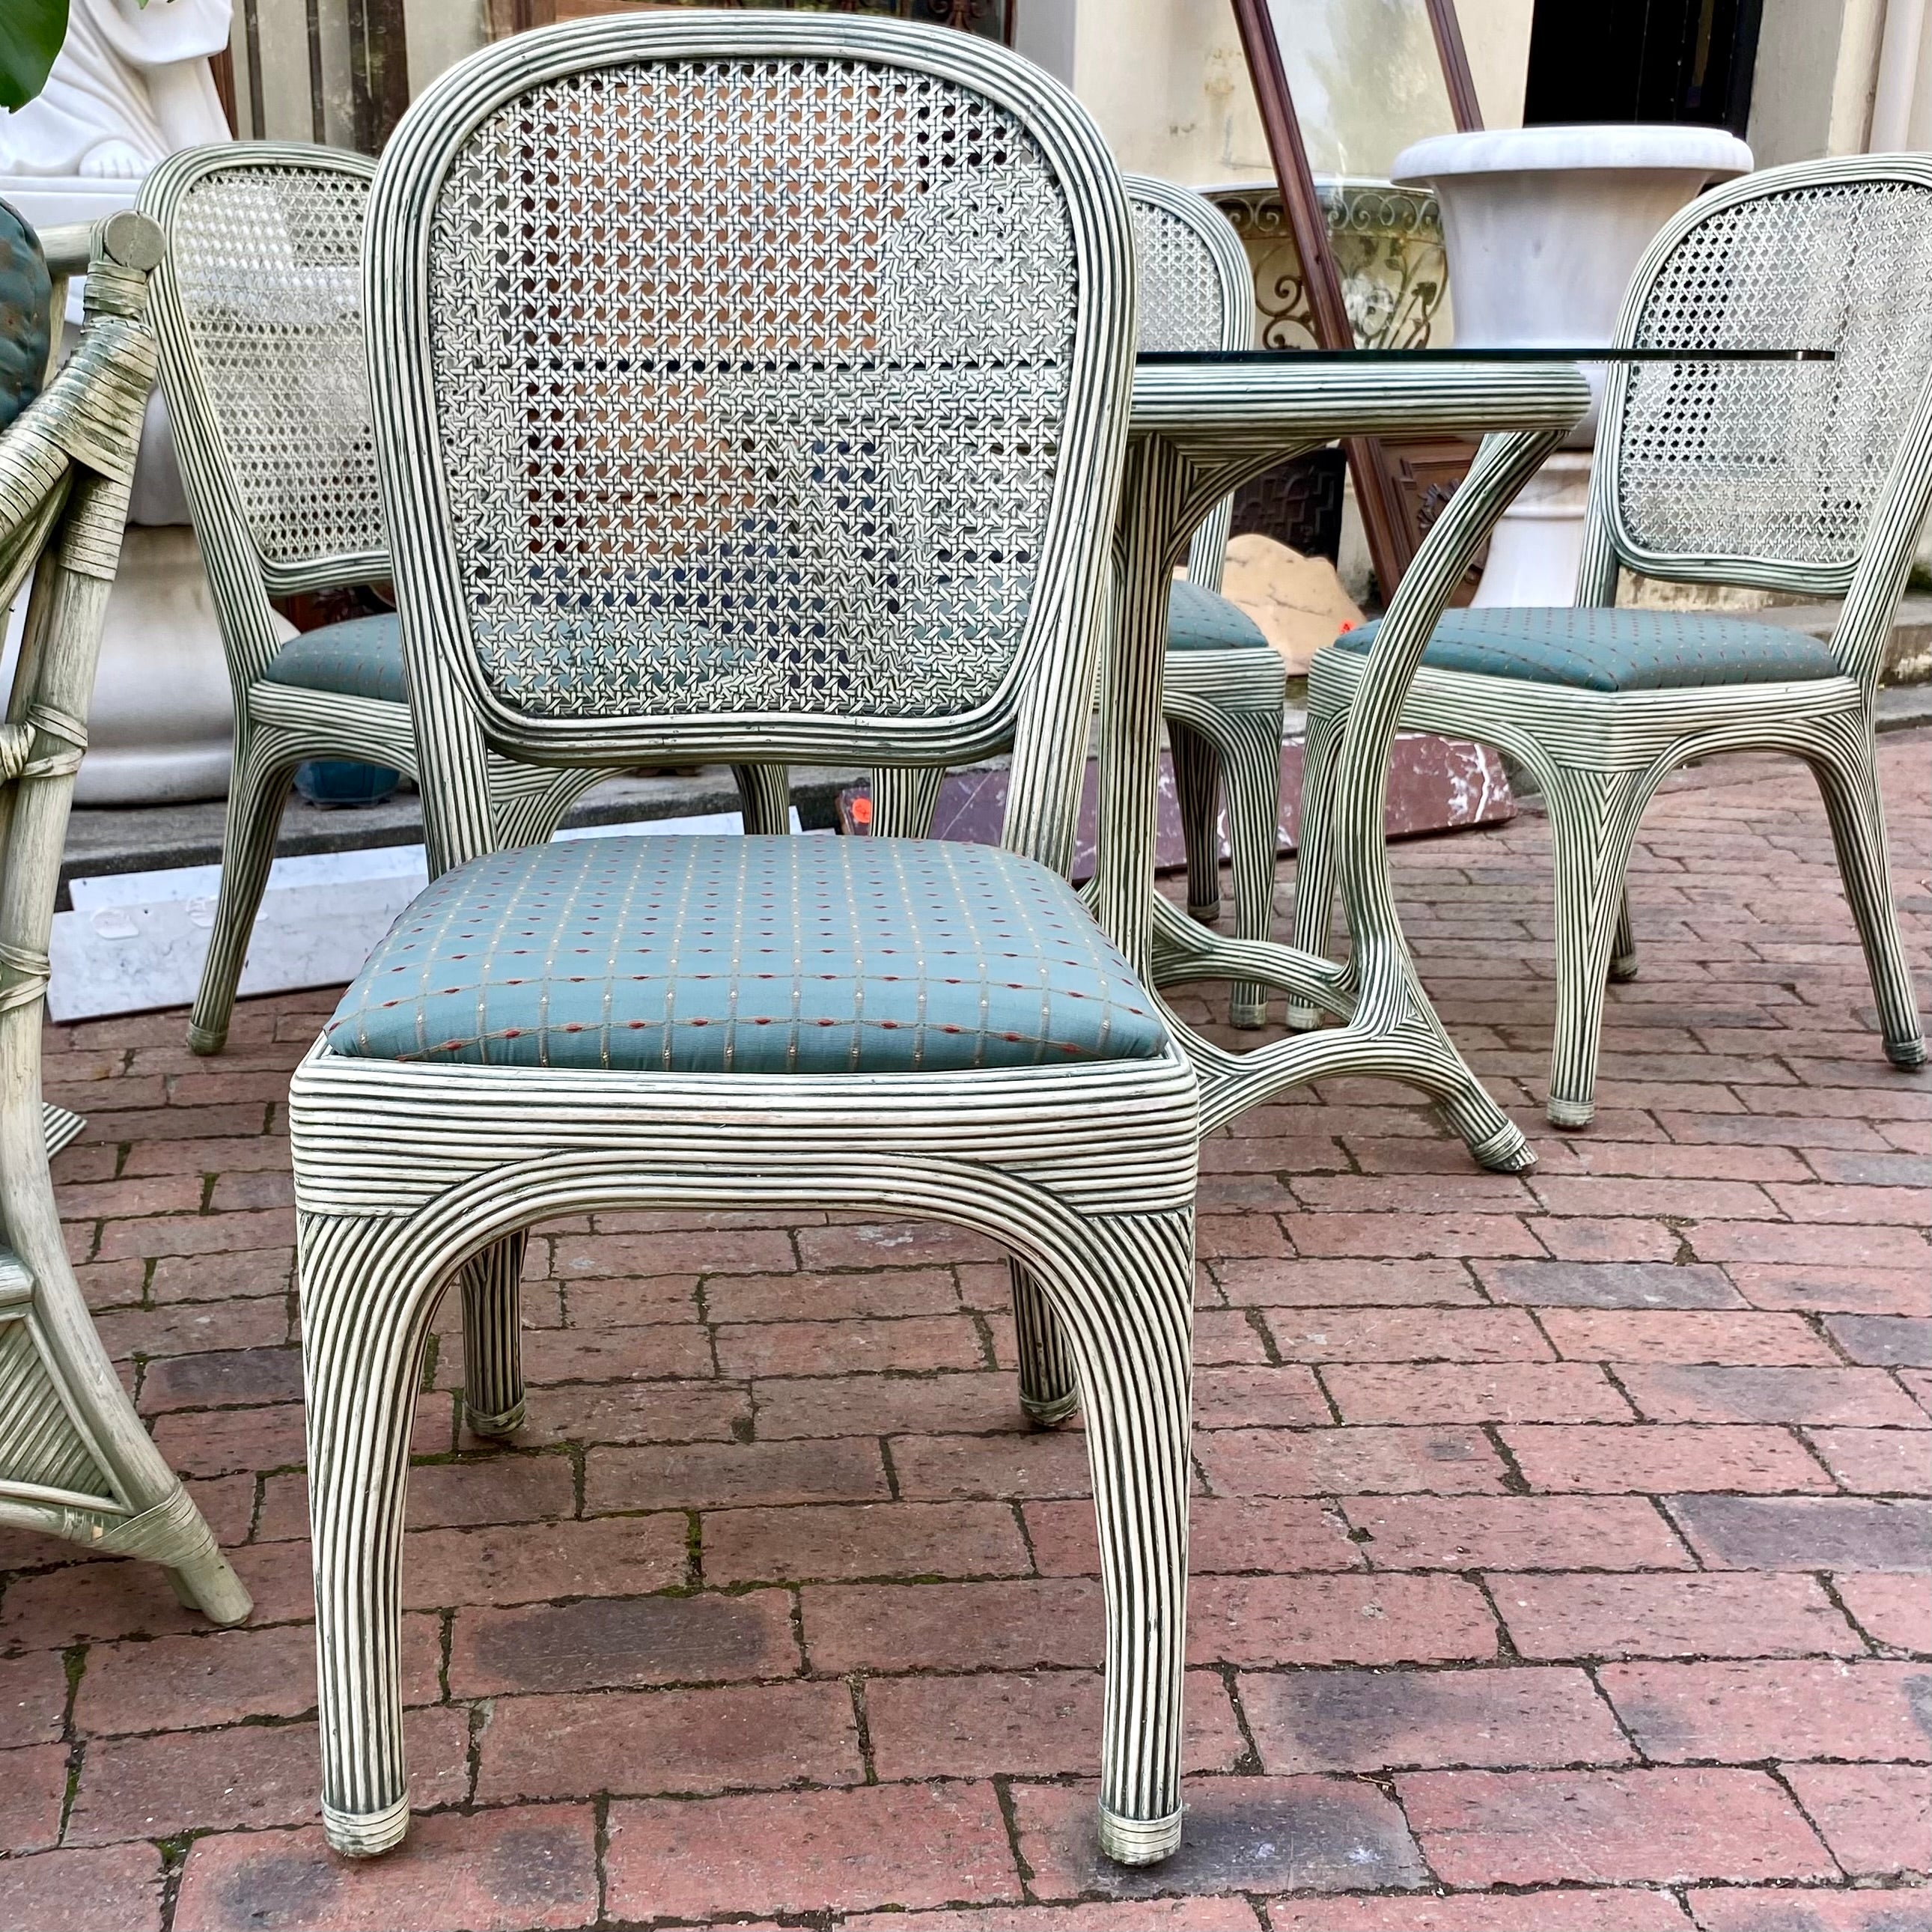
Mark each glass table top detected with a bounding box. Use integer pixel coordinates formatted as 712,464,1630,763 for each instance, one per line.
1136,346,1833,364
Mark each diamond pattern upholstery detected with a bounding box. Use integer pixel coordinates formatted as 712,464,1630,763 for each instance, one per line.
325,834,1168,1073
1329,606,1842,693
1165,579,1268,652
263,612,406,704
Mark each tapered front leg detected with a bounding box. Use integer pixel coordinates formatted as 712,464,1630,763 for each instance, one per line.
1028,1207,1195,1865
300,1210,442,1856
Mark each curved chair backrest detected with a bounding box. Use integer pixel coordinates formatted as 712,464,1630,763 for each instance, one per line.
1583,154,1932,686
1124,175,1252,591
139,144,384,685
366,15,1135,880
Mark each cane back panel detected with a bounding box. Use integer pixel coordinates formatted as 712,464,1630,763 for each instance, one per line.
420,55,1085,725
163,153,384,582
1608,168,1932,588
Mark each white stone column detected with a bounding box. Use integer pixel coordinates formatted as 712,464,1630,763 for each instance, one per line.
1,0,239,805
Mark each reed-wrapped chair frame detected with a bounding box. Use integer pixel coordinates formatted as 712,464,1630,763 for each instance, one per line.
0,212,249,1624
1297,155,1932,1125
136,144,606,1058
291,14,1198,1868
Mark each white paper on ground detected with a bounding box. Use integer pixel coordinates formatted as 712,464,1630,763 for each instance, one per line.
48,808,804,1024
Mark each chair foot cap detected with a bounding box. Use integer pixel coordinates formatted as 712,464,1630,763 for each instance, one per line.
186,1023,227,1056
324,1795,410,1859
1885,1037,1927,1070
1229,1000,1267,1030
167,1556,253,1627
1099,1803,1182,1866
1608,953,1639,983
1471,1119,1538,1173
466,1399,527,1439
1284,1005,1320,1032
1546,1098,1595,1130
1021,1389,1079,1429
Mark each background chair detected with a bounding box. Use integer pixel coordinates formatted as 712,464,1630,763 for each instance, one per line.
752,175,1288,1029
293,14,1198,1868
0,212,249,1625
1297,155,1932,1126
138,144,606,1058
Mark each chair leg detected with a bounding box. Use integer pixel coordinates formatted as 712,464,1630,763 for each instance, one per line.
868,764,945,840
1286,690,1347,1031
1219,705,1285,1030
186,738,296,1055
1010,1259,1078,1427
1544,768,1646,1130
1030,1205,1193,1866
458,1233,526,1438
1610,890,1638,982
1808,728,1928,1070
732,763,791,836
302,1210,444,1858
1168,720,1222,924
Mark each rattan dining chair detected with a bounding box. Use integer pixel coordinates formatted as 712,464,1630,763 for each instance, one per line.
1297,155,1932,1126
751,176,1290,1029
0,212,249,1625
136,144,606,1058
291,14,1198,1868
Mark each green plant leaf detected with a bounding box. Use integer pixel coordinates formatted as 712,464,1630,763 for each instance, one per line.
0,0,70,115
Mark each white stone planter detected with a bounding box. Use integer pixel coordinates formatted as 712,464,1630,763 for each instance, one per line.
1,175,237,805
1392,124,1752,606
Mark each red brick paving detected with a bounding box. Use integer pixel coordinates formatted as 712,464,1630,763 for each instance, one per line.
1,737,1926,1928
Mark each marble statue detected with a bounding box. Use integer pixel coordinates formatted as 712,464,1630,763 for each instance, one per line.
0,0,233,180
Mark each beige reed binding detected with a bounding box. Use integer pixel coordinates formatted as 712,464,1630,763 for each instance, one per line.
0,210,250,1625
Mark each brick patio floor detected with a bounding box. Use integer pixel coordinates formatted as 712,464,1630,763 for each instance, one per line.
1,734,1927,1932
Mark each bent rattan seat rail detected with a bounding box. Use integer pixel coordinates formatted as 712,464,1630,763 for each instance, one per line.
0,212,249,1626
291,13,1198,1868
1297,155,1932,1126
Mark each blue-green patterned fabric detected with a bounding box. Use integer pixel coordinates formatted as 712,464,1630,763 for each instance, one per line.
1329,606,1841,693
325,835,1168,1073
1165,578,1269,652
263,612,406,704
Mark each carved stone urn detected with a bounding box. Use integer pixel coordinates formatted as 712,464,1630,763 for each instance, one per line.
1392,124,1752,607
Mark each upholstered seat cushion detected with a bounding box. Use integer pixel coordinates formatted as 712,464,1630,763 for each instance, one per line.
325,834,1167,1073
1165,578,1269,652
262,612,406,704
1329,606,1841,694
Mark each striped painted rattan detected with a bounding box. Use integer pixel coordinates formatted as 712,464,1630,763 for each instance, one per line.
136,143,605,1058
1297,156,1932,1127
1127,177,1288,1032
290,15,1198,1868
0,214,249,1626
1109,360,1586,1171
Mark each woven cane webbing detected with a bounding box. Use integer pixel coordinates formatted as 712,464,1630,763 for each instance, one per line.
1132,198,1227,354
169,165,382,570
424,59,1079,722
1616,178,1932,572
